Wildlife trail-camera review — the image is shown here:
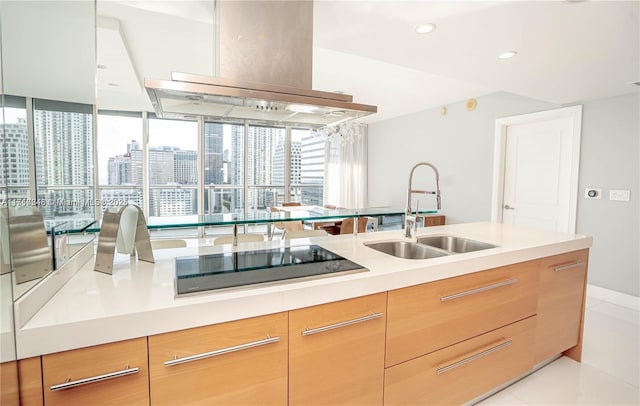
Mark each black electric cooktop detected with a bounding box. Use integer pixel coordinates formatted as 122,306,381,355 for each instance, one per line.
175,244,368,296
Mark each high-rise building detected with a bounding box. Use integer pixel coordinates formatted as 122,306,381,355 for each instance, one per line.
174,150,197,185
204,123,224,185
1,118,30,198
300,132,324,205
33,109,93,218
107,154,132,185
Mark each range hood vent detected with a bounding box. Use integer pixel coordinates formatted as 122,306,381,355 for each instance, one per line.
144,72,377,128
144,1,376,128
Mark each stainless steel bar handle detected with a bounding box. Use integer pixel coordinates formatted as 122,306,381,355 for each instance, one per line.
301,312,383,336
435,340,513,375
553,261,585,272
50,367,139,391
440,279,516,302
164,336,280,367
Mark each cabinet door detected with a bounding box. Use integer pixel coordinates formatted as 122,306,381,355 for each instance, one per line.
1,361,19,406
386,259,539,367
289,293,387,406
535,249,589,363
149,312,287,406
384,316,536,406
42,337,149,406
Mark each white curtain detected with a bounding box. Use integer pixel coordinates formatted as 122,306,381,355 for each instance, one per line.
322,123,368,209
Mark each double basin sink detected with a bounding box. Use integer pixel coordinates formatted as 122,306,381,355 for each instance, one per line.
365,235,497,259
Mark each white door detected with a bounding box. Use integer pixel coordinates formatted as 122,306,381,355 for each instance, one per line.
491,106,582,233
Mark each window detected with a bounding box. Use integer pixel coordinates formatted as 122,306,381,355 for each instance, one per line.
204,122,244,215
148,117,198,221
97,111,144,212
33,99,94,221
292,128,324,205
247,125,285,211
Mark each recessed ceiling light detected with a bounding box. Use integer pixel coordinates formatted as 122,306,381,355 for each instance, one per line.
415,23,436,34
498,51,518,60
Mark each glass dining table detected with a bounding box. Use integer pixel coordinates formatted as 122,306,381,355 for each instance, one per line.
63,206,438,238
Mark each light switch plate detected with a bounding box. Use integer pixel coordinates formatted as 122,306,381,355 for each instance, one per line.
584,188,601,199
609,190,631,201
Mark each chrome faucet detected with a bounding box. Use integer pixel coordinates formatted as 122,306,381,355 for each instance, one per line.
405,162,441,238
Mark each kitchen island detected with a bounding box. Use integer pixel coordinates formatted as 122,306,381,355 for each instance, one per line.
13,222,592,405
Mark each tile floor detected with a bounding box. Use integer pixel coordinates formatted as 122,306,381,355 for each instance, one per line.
477,295,640,405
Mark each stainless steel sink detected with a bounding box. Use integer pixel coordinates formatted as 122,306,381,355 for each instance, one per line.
417,235,497,253
364,241,450,259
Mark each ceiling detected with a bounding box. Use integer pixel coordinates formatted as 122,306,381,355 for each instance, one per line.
3,1,639,124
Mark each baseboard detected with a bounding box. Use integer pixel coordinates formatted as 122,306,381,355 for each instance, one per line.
586,284,640,311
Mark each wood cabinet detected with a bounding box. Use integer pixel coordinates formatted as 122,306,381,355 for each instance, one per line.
19,357,43,406
384,316,536,405
535,249,589,363
1,361,19,406
42,337,148,406
289,293,387,406
386,259,540,367
148,312,288,406
16,247,589,406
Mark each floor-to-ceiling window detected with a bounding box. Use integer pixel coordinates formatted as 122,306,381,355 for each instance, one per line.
33,99,93,222
293,128,324,206
7,100,327,234
247,125,286,211
147,117,198,224
97,111,143,214
204,122,244,215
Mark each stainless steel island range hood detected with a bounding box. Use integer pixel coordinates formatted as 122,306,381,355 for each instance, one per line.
144,1,377,128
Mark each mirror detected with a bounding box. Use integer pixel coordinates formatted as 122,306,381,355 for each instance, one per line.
1,0,96,402
1,0,97,302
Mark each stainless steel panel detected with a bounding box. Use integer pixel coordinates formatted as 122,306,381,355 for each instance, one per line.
172,72,353,102
219,0,313,89
94,205,154,275
8,206,52,284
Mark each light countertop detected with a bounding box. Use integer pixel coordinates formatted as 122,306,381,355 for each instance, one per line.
15,222,592,359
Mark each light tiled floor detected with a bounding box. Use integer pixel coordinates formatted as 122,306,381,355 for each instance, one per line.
478,295,640,405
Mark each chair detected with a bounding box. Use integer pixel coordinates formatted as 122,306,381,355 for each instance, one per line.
213,234,264,245
151,239,187,249
283,230,328,240
268,207,303,239
282,202,302,207
339,217,369,234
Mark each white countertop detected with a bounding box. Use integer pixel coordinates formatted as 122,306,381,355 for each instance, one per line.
15,222,592,359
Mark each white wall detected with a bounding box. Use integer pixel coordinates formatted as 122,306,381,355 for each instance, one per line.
368,91,639,297
577,93,639,297
368,92,555,223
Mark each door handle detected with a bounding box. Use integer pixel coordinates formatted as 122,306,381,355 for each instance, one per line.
503,204,515,210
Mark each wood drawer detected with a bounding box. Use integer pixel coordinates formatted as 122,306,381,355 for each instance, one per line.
42,337,149,406
384,316,536,406
386,259,539,366
289,293,387,406
149,312,288,406
535,249,589,363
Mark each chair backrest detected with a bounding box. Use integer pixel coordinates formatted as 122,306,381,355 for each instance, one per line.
282,202,302,207
340,217,368,234
151,239,187,249
283,230,328,240
268,206,303,232
213,234,264,245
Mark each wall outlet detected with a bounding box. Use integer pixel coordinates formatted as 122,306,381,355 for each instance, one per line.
609,190,631,201
584,188,602,199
